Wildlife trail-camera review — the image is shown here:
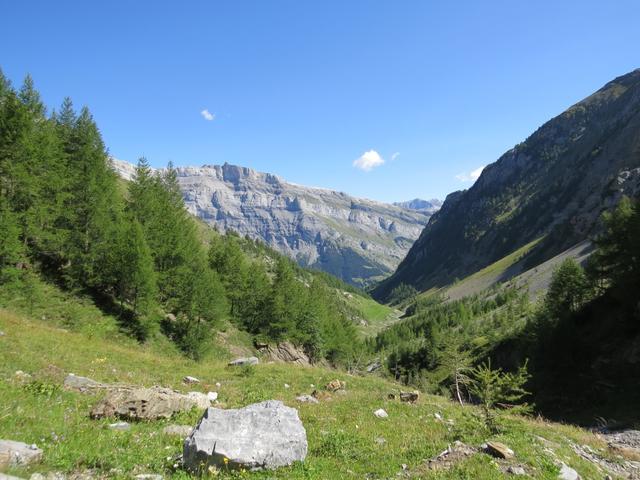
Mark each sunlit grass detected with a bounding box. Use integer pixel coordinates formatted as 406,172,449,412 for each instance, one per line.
0,308,611,479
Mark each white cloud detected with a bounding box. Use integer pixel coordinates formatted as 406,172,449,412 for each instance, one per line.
455,165,486,182
391,152,400,161
200,109,215,121
353,150,385,171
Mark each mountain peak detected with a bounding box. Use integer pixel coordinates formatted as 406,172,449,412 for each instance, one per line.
394,198,442,212
110,158,436,286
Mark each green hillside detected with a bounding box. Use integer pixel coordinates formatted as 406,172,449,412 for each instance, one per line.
0,307,621,480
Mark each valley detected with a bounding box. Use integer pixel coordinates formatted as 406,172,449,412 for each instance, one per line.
1,36,640,480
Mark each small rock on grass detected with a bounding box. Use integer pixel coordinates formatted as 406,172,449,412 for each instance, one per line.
63,373,101,392
296,395,319,404
182,376,200,384
13,371,32,383
228,357,259,366
425,441,476,472
29,474,66,480
558,463,581,480
507,465,526,475
0,440,43,468
325,379,346,392
374,408,388,418
483,441,515,459
399,391,420,403
135,475,163,480
206,391,218,402
311,389,332,401
108,421,130,431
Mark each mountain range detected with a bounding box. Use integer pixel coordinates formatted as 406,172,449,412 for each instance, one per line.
374,68,640,299
111,159,436,287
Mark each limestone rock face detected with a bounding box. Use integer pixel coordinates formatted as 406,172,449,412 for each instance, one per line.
183,401,307,471
258,342,310,366
90,386,210,420
110,159,433,286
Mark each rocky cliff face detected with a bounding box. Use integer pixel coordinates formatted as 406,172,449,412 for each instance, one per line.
111,159,432,286
374,68,640,299
393,198,442,213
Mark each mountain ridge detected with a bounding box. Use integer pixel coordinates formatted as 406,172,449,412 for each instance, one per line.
374,68,640,299
111,158,436,287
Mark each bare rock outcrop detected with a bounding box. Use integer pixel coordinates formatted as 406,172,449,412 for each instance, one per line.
257,342,310,366
90,386,210,420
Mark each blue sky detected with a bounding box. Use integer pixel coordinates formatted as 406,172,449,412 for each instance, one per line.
2,1,639,202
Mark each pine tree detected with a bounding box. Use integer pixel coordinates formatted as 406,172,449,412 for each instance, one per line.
18,75,45,117
544,258,589,319
0,68,12,100
208,235,249,317
15,76,67,262
589,196,640,302
469,360,531,432
0,199,24,282
64,106,122,289
438,334,473,406
167,257,228,359
0,90,32,221
265,257,303,340
113,215,157,330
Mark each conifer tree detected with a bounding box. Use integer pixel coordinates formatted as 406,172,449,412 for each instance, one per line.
0,198,24,281
15,76,67,261
437,334,473,406
64,106,122,289
469,360,531,432
544,258,589,319
208,235,249,317
589,196,640,301
113,215,157,330
265,257,303,339
0,68,12,100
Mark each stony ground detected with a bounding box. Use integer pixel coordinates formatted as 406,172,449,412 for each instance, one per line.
1,308,639,479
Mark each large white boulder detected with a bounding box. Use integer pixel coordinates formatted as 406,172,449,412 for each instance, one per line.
183,400,307,471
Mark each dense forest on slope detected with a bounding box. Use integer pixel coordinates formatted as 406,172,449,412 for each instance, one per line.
0,70,373,365
370,197,640,424
374,69,640,300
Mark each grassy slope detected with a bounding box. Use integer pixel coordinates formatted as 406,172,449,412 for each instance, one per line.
442,237,544,301
0,308,617,480
348,294,400,338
